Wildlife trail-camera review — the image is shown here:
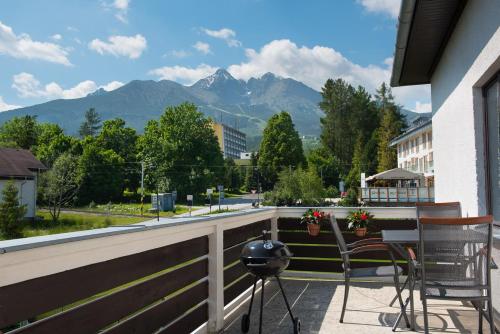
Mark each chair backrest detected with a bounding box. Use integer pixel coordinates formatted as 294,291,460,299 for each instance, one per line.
418,215,493,292
416,202,462,219
330,216,350,269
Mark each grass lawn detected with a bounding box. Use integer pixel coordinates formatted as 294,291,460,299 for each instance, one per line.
20,211,148,238
74,202,192,217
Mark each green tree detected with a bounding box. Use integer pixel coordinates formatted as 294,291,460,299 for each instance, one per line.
138,103,224,197
265,168,324,206
77,139,125,204
40,153,80,222
0,115,39,149
34,123,76,167
244,153,259,192
96,118,139,191
258,111,305,190
79,108,101,138
375,83,406,172
224,158,242,193
0,181,26,239
307,147,342,188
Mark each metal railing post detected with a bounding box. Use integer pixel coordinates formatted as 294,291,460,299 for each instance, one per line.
208,224,224,333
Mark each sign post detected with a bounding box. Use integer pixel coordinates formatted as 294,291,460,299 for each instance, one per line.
187,194,193,216
207,188,213,213
217,185,224,211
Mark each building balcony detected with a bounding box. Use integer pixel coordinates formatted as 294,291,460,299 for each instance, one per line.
0,207,497,333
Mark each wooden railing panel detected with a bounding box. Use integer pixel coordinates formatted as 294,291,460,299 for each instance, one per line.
224,274,255,306
0,236,208,330
10,259,208,334
157,302,208,334
103,281,208,334
223,220,270,249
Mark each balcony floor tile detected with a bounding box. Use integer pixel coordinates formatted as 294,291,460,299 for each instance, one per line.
223,277,493,333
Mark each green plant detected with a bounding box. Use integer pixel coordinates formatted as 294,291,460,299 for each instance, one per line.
346,209,374,229
0,181,27,239
337,188,359,206
300,209,330,225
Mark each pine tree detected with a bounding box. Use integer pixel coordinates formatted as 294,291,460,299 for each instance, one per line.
375,83,406,172
79,108,102,138
0,181,26,239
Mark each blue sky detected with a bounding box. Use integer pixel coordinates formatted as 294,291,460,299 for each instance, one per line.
0,0,430,112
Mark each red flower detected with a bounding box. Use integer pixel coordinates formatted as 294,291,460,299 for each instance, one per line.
313,211,320,217
360,213,368,220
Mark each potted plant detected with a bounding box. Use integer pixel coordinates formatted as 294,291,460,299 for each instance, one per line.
347,209,373,237
300,209,330,236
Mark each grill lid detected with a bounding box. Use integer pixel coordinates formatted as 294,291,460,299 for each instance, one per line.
240,231,292,259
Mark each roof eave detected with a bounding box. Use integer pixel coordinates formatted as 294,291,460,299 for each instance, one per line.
390,0,418,87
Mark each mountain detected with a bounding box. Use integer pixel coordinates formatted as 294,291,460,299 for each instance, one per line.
0,69,323,139
0,70,430,142
400,109,432,123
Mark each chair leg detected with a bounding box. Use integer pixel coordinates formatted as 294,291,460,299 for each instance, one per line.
389,275,408,307
393,274,410,328
479,301,484,334
259,277,265,334
422,295,429,334
487,298,495,334
409,270,416,331
340,275,350,323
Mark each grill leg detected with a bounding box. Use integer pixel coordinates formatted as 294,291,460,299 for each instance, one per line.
275,275,297,323
247,276,258,316
259,277,265,334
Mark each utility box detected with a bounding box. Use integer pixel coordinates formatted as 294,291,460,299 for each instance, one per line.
151,193,175,211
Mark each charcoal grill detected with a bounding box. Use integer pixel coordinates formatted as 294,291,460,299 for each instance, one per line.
240,231,300,334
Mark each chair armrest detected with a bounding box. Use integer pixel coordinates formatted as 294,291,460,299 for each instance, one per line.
350,243,391,255
406,246,420,269
347,238,383,248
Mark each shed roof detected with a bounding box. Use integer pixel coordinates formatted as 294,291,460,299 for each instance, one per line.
0,148,47,178
366,168,424,181
390,0,468,87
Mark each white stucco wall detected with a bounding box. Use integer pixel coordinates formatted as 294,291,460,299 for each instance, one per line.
431,0,500,217
0,179,37,218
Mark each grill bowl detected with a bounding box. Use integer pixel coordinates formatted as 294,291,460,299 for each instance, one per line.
240,239,292,277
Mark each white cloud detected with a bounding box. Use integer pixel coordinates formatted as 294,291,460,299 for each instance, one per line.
202,28,241,47
88,34,146,59
414,101,432,113
51,34,62,41
167,49,190,58
193,41,211,54
113,0,130,23
100,80,124,91
357,0,401,19
67,26,78,32
0,21,71,66
0,96,20,112
225,39,429,110
148,64,218,85
12,72,124,100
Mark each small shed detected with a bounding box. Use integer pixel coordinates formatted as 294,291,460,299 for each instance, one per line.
366,168,424,187
0,148,47,218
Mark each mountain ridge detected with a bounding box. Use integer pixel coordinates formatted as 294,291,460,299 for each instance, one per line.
0,70,428,140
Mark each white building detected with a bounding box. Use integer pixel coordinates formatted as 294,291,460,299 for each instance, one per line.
0,148,46,218
212,122,247,159
390,116,434,183
391,0,499,222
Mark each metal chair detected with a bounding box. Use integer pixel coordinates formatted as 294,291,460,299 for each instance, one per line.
329,216,410,327
418,215,494,334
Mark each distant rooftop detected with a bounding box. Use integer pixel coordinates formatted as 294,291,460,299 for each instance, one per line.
390,116,432,146
0,148,47,178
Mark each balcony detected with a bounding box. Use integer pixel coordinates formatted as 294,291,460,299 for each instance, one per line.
0,207,496,333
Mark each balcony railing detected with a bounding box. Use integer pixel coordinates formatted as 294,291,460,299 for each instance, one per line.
361,187,434,203
0,207,416,333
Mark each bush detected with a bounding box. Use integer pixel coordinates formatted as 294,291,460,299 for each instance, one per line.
0,181,27,239
325,186,340,198
337,188,359,207
265,168,325,206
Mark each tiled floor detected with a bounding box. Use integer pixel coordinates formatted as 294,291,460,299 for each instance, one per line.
223,277,496,334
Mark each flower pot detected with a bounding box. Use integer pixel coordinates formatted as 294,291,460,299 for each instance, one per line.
307,224,321,236
355,227,367,237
